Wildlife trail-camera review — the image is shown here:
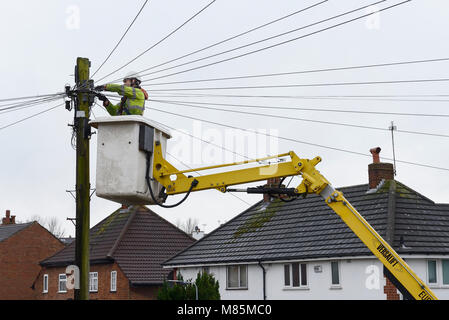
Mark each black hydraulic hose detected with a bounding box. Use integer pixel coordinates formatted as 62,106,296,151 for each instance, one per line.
145,152,198,208
278,177,300,202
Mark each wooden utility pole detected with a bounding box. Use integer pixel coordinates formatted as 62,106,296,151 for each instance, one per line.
74,57,92,300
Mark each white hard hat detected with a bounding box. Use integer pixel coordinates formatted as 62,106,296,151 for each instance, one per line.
124,71,142,82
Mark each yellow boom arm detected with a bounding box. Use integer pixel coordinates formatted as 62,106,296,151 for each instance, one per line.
152,142,437,300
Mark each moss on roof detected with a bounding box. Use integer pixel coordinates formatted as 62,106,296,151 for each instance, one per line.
233,199,285,239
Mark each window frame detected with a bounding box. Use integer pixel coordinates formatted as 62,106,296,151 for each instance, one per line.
89,272,98,293
442,259,449,287
43,274,49,293
283,262,308,289
226,265,248,290
58,274,67,293
427,259,438,286
330,261,342,288
110,271,117,292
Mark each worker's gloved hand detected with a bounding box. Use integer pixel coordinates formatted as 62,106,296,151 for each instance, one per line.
94,85,106,92
96,93,108,102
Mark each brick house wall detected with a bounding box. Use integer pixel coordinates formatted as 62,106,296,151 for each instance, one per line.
35,262,161,300
384,276,400,300
0,222,65,300
129,286,159,300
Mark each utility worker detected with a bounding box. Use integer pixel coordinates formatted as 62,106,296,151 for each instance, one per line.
95,71,148,116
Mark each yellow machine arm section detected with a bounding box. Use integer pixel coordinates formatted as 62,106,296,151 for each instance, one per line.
152,142,437,300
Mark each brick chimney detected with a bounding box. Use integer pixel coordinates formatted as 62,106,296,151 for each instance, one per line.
263,177,281,202
2,210,16,225
368,147,394,189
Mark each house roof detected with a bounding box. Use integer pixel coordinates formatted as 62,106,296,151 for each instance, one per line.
0,222,33,242
164,180,449,267
41,206,195,285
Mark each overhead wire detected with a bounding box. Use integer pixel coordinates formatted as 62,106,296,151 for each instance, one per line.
0,95,64,114
146,105,449,172
147,98,449,118
137,0,386,81
149,99,449,138
147,92,449,103
145,77,449,92
142,57,449,86
91,0,150,78
0,102,64,131
0,92,64,104
137,0,409,83
106,0,329,84
95,0,218,83
165,151,252,206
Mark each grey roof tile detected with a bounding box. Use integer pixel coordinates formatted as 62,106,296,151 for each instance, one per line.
164,181,449,266
0,222,33,242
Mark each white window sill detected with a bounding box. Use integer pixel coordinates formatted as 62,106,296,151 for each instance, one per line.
57,291,67,294
330,285,342,290
283,286,309,291
428,284,449,289
226,287,248,290
42,291,48,294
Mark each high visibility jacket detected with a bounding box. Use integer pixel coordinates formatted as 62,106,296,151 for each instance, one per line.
104,84,148,116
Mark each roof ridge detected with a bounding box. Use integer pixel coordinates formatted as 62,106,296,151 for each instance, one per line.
394,180,435,203
386,180,397,245
106,206,138,259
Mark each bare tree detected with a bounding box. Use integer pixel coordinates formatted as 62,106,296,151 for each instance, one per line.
27,215,66,238
46,217,66,238
176,217,199,235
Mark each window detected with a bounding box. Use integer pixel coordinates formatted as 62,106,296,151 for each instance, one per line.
284,263,307,288
443,260,449,285
331,261,340,286
227,265,247,289
427,260,437,284
110,271,117,292
43,274,48,293
284,265,290,286
58,274,67,293
89,272,98,292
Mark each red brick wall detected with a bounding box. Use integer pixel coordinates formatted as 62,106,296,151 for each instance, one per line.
0,222,65,300
384,276,400,300
36,262,162,300
129,286,159,300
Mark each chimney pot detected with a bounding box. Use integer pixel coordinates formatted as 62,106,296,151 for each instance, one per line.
368,147,394,189
370,147,381,163
2,210,15,225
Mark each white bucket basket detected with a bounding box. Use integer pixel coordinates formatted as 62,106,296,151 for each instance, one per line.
90,116,171,205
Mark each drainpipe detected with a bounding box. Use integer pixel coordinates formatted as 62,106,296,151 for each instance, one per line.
257,261,266,300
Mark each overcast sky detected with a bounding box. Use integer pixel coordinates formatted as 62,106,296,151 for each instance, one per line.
1,0,448,237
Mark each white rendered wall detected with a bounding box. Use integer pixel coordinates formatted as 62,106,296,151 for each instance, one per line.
176,257,449,300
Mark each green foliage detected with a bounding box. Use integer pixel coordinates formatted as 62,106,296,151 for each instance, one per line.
157,272,220,300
